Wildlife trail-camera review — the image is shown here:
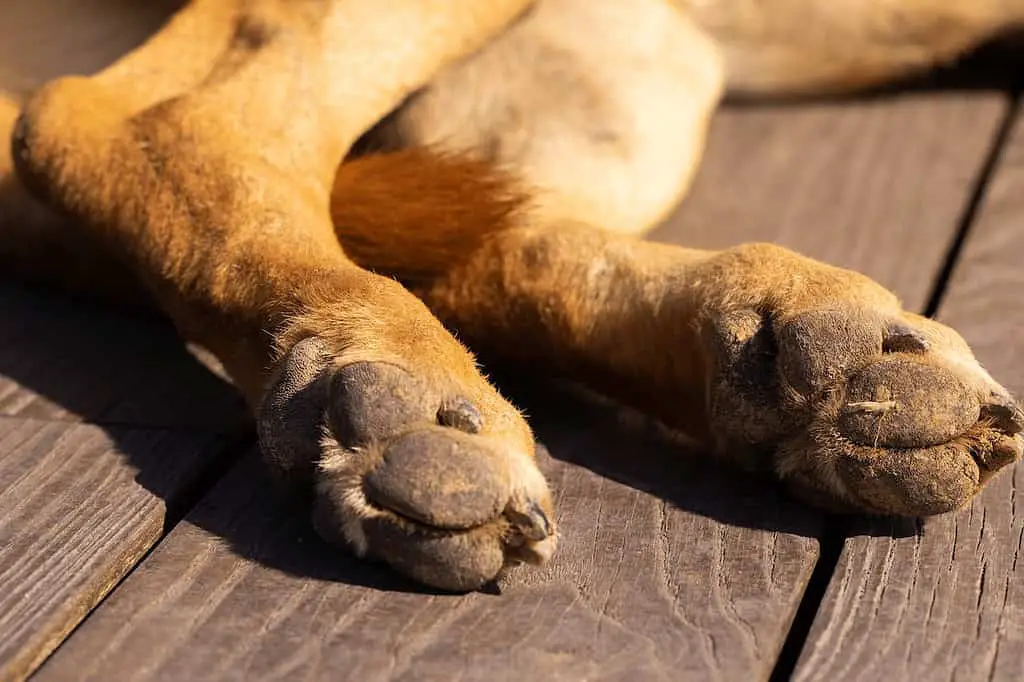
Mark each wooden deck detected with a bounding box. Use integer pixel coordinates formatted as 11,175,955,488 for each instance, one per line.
2,64,1023,682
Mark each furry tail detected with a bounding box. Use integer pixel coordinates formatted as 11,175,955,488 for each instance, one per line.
330,149,527,282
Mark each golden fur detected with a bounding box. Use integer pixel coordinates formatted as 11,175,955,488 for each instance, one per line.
1,0,1022,591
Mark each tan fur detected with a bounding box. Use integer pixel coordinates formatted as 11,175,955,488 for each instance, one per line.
679,0,1024,95
1,0,1022,590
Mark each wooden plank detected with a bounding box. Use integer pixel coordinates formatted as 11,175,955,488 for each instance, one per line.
35,398,819,682
792,104,1024,681
0,285,247,428
34,91,1003,681
654,92,1007,310
0,416,230,682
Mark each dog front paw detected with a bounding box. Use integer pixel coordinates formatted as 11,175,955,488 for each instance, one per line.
699,249,1022,516
257,336,556,591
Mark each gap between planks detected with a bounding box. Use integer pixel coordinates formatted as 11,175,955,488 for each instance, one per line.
792,91,1024,682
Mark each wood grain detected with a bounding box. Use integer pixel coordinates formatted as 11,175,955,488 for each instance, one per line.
36,396,820,682
33,90,1005,681
654,92,1008,310
792,104,1024,681
0,285,247,428
0,417,229,682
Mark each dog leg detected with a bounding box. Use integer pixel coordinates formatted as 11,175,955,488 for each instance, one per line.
0,0,238,303
0,94,136,303
13,0,556,592
333,0,1024,517
679,0,1024,95
335,195,1023,517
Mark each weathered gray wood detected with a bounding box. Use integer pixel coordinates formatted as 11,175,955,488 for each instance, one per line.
34,90,1006,681
793,103,1024,681
654,92,1008,310
36,404,820,682
0,417,229,682
0,286,247,427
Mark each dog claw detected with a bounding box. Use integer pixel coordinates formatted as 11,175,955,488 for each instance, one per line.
506,500,552,542
883,321,930,354
980,399,1024,436
437,397,484,433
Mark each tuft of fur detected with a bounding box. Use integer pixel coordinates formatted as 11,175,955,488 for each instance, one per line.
330,149,528,283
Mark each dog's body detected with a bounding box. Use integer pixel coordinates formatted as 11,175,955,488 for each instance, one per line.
2,0,1023,591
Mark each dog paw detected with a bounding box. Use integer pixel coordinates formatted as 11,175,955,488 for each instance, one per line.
256,337,555,591
703,301,1023,517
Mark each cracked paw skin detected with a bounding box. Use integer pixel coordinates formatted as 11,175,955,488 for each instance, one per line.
259,338,556,592
705,301,1022,517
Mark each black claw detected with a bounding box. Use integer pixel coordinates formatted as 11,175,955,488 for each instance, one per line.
528,501,552,537
507,501,551,541
980,398,1024,436
437,398,483,434
883,322,929,354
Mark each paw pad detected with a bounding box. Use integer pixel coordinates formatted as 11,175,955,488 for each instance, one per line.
363,429,508,529
260,341,555,591
837,358,977,449
703,303,1023,517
